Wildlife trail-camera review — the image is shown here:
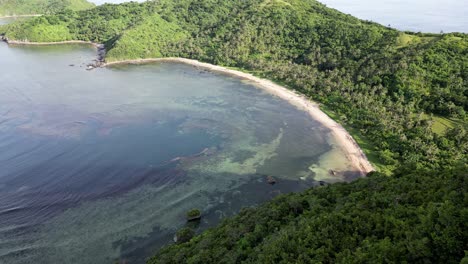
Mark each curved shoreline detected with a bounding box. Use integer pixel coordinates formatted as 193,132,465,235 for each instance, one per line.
0,36,374,177
105,58,374,177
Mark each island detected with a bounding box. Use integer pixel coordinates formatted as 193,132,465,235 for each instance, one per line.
0,0,466,263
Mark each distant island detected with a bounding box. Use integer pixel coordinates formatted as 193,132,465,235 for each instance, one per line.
0,0,466,263
0,0,94,17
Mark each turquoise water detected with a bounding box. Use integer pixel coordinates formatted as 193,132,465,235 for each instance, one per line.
0,38,359,263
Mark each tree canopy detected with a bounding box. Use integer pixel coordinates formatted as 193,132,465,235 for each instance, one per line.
0,0,94,16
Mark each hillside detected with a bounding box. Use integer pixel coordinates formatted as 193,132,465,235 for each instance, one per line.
1,0,466,263
151,164,467,263
0,0,94,16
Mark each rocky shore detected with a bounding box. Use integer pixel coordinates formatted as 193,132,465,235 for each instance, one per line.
0,36,106,69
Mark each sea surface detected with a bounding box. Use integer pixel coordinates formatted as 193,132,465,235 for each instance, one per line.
0,19,357,263
319,0,468,33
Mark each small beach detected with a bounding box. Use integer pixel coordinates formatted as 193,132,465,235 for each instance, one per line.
105,57,375,177
0,42,358,263
0,34,374,177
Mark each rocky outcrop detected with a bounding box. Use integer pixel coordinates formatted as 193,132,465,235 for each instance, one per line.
267,176,276,185
186,209,202,222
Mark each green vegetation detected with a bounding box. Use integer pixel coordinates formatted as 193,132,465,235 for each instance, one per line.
186,209,202,221
1,0,466,262
0,0,94,16
106,14,188,62
431,116,461,134
320,105,391,173
421,114,466,135
175,227,196,244
151,164,467,263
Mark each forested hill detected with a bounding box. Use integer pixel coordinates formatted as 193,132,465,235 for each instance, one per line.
1,0,467,263
151,164,467,263
0,0,94,16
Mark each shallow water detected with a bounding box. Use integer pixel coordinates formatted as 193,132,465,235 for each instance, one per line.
319,0,467,33
0,35,361,263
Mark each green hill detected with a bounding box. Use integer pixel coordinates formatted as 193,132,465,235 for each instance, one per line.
151,164,467,263
1,0,466,263
0,0,94,16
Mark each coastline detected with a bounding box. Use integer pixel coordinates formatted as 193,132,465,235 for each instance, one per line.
1,38,106,65
0,33,374,177
0,14,41,18
4,39,100,46
105,58,375,177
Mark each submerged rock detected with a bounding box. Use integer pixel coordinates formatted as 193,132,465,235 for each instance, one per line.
267,176,276,185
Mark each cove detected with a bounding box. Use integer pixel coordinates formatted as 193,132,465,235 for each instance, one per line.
0,26,364,264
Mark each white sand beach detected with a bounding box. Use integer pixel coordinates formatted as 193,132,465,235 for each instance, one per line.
105,58,375,178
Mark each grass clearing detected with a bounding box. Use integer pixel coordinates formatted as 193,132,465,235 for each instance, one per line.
260,0,292,8
396,33,438,48
428,115,465,135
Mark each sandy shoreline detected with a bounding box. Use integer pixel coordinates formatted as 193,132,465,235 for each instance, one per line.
0,34,374,177
105,58,374,177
